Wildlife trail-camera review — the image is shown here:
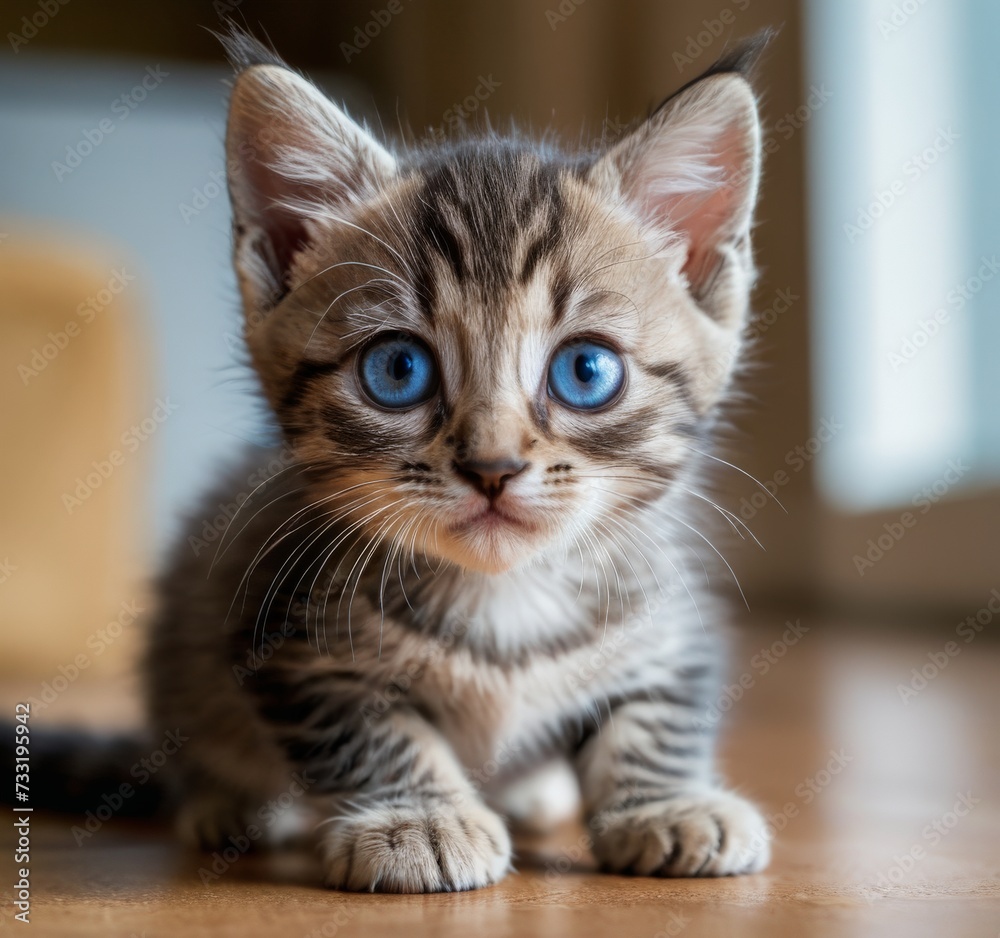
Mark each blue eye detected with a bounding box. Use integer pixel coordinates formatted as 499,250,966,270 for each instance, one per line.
359,333,438,409
548,340,625,410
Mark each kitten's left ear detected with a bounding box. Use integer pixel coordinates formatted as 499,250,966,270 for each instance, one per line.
222,31,397,313
590,34,769,332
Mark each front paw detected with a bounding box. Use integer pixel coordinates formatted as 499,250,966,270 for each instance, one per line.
591,789,770,877
320,796,512,893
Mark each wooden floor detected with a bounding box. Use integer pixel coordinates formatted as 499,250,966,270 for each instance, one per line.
3,611,999,937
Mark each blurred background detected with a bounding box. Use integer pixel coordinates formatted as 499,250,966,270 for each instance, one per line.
1,0,997,690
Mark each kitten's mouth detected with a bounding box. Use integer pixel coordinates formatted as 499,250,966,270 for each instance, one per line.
449,503,538,536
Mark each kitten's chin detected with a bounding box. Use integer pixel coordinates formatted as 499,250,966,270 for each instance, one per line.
431,522,549,575
440,547,538,576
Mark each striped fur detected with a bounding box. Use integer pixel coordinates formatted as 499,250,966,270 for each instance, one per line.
146,30,773,892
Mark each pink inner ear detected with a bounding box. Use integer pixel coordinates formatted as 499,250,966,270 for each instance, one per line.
638,122,752,295
228,106,321,300
670,183,739,293
238,139,312,285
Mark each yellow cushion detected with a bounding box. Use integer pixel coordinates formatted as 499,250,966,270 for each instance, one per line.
0,224,151,690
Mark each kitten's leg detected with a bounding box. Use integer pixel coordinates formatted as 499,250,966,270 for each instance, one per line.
283,708,511,892
174,769,315,851
174,770,263,850
575,700,770,876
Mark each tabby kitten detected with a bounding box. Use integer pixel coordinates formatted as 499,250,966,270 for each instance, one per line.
147,30,772,892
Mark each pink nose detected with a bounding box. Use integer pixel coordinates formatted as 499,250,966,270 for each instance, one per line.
453,459,529,499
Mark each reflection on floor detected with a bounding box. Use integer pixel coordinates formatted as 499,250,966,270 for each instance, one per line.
2,611,998,938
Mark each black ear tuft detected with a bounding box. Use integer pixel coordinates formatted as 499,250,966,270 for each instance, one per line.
222,36,397,315
708,26,778,82
655,27,777,116
212,21,289,73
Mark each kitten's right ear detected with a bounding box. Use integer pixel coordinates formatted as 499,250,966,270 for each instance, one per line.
588,32,770,333
224,45,396,312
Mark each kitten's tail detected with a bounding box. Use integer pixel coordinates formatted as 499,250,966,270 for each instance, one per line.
2,725,168,817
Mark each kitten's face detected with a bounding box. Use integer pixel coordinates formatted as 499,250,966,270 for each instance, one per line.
226,58,761,574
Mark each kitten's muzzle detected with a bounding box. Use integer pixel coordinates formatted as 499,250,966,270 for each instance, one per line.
453,458,529,501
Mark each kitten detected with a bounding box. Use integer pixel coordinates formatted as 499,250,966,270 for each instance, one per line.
146,29,773,892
